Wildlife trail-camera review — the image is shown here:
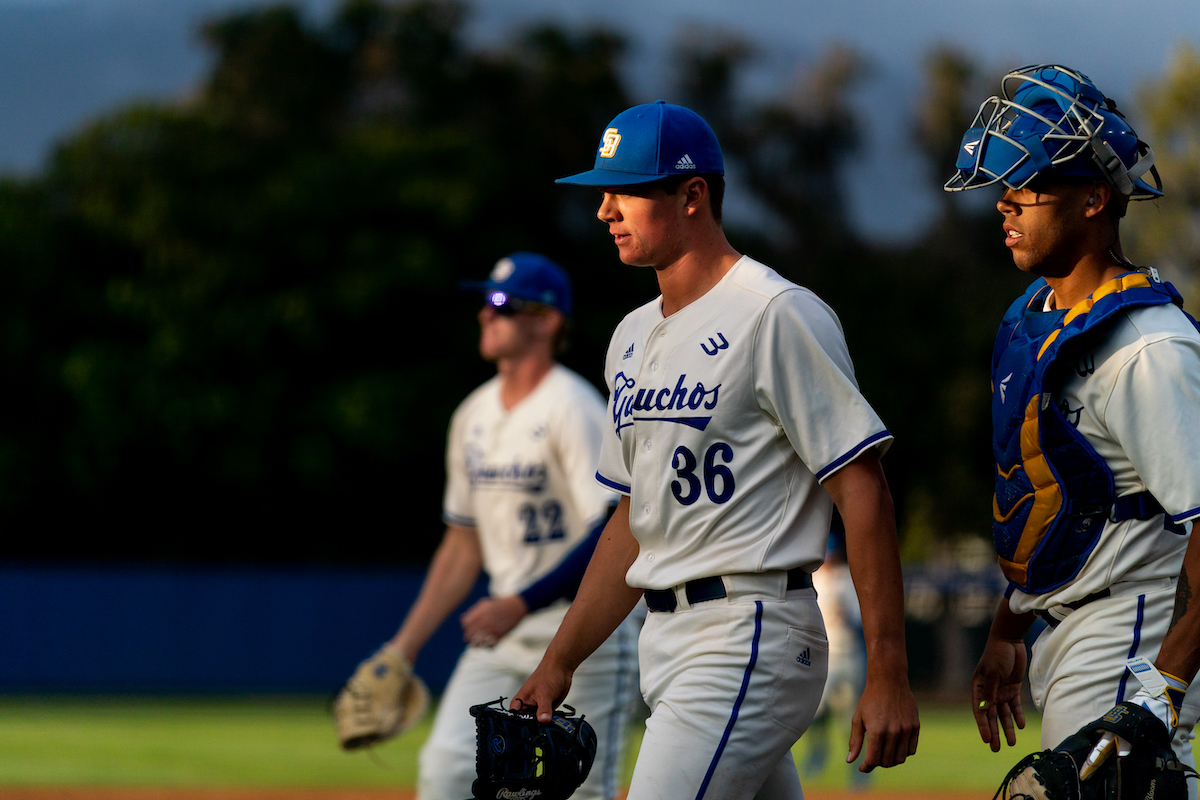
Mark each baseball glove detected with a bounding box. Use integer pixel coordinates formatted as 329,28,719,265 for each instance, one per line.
470,698,597,800
334,645,430,750
992,702,1194,800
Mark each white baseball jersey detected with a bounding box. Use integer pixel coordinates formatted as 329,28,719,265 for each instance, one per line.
1008,299,1200,614
443,365,616,598
595,256,892,590
422,365,640,800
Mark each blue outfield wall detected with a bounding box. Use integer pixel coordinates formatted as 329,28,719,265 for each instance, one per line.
0,564,486,695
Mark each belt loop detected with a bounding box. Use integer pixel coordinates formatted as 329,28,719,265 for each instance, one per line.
675,584,692,612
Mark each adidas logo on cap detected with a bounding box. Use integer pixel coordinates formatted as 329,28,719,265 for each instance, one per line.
675,154,696,170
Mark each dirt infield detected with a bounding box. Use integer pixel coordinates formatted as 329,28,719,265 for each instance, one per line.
0,790,986,800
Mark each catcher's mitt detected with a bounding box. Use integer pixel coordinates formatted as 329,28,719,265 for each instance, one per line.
470,698,597,800
993,702,1195,800
334,645,429,750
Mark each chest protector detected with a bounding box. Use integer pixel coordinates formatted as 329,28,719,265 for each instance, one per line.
992,270,1195,593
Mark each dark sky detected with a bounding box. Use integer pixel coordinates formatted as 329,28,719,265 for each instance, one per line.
2,0,1196,241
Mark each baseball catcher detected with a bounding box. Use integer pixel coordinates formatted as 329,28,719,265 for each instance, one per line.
334,644,430,750
470,698,596,800
993,702,1196,800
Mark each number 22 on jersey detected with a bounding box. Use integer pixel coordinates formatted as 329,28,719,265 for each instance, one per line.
519,500,565,544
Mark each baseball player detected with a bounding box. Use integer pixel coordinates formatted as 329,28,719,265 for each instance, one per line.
364,253,639,800
806,533,870,789
513,101,920,800
944,64,1200,794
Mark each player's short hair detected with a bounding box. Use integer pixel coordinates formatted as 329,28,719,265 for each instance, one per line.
658,174,725,223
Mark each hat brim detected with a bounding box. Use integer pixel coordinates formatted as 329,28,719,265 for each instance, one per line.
555,169,679,187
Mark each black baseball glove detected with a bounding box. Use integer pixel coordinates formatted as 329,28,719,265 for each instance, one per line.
992,702,1195,800
470,698,597,800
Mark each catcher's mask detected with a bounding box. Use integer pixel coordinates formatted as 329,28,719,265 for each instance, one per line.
944,64,1162,208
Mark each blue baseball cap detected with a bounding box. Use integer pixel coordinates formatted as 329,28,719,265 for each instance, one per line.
556,100,724,187
460,252,573,316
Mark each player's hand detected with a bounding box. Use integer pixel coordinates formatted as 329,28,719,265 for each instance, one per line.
461,596,529,647
972,634,1027,751
511,657,573,723
847,670,920,771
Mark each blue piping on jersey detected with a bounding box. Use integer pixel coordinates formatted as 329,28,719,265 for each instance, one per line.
696,601,763,800
1116,594,1147,703
442,512,476,527
596,472,632,494
815,430,892,483
1171,505,1200,524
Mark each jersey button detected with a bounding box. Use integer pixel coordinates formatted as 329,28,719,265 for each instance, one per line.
650,362,659,371
643,504,651,515
643,440,652,452
646,553,655,562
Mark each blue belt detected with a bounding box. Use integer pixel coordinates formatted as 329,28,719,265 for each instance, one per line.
643,567,813,613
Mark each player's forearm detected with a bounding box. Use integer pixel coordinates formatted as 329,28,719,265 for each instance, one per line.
391,525,483,662
1154,530,1200,684
826,455,909,673
541,496,643,673
989,593,1035,642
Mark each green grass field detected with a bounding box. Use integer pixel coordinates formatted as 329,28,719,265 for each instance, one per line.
0,696,1039,792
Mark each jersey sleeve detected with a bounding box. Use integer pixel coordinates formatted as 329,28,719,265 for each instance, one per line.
753,289,892,482
1100,334,1200,524
441,402,476,528
595,329,633,495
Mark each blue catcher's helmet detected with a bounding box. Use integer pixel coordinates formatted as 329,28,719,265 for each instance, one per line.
944,65,1162,206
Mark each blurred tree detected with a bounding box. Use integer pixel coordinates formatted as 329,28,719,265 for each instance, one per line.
914,46,977,217
0,0,635,563
1125,43,1200,303
894,51,1033,556
678,39,867,270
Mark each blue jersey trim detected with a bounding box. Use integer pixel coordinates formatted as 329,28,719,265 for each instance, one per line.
815,430,893,483
1170,505,1200,524
442,512,476,527
696,601,763,800
596,471,632,495
1116,594,1147,704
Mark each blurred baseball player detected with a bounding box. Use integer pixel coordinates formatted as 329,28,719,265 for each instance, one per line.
945,64,1200,795
337,253,639,800
805,532,870,789
513,101,919,800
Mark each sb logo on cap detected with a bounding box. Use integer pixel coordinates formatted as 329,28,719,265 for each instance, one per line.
599,128,621,159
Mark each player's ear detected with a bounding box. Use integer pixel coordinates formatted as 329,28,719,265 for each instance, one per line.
1084,181,1113,219
536,309,565,343
682,177,709,217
